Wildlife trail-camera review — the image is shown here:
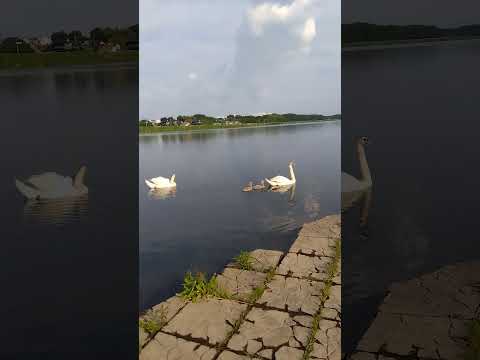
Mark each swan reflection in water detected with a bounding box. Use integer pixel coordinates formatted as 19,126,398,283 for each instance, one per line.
342,136,373,228
148,187,177,200
269,183,296,204
22,195,88,225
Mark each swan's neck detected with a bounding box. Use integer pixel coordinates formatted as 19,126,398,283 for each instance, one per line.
74,166,86,189
289,164,296,181
357,142,372,186
170,174,176,183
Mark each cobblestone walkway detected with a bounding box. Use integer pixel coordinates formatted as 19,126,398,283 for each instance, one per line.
139,215,341,360
348,261,480,360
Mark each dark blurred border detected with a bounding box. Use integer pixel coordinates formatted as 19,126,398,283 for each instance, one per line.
0,1,138,359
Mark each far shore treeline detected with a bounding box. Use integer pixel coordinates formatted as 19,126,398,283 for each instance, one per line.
0,25,138,69
139,113,341,133
343,22,480,45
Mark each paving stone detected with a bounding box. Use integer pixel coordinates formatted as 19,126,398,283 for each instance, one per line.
151,296,188,324
356,312,469,359
277,253,331,281
246,339,263,354
226,249,283,272
217,351,250,360
275,346,304,360
289,215,340,257
249,249,283,271
139,327,149,348
216,268,267,301
322,307,341,322
257,275,323,315
347,352,376,360
258,348,273,358
312,319,341,360
163,299,247,346
324,285,341,312
379,263,480,319
293,315,313,328
139,332,216,360
227,308,309,356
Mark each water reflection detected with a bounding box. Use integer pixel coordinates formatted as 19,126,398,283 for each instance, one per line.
148,188,177,200
140,122,340,310
145,121,335,145
269,184,296,204
22,195,88,225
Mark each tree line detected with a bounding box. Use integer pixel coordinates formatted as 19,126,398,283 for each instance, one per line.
343,23,480,44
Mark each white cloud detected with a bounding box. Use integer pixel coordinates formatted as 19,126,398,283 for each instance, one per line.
247,0,313,36
139,0,340,118
299,17,316,52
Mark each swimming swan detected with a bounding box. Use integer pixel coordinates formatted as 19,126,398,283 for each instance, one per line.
342,136,372,211
265,161,296,187
145,174,176,189
15,166,88,200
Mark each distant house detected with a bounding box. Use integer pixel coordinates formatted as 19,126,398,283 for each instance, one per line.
191,119,202,125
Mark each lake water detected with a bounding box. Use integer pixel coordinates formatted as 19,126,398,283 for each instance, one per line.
342,40,480,352
139,121,340,310
0,65,138,358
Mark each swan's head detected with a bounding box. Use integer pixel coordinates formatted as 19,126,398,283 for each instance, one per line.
289,161,295,167
358,136,370,146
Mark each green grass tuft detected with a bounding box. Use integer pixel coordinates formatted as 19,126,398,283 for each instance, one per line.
139,307,167,337
234,251,254,271
179,272,229,301
302,238,341,360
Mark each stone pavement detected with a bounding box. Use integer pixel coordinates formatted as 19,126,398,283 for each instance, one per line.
348,261,480,360
139,214,341,360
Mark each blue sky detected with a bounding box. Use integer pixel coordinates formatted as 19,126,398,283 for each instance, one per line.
140,0,340,118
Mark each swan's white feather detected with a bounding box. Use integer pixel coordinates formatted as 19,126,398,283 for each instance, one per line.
145,175,176,189
149,176,171,185
341,172,369,193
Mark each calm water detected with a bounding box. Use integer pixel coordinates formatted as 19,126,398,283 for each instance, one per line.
0,65,138,358
342,40,480,352
139,121,340,310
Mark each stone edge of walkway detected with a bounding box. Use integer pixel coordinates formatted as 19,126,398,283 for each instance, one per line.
139,214,341,360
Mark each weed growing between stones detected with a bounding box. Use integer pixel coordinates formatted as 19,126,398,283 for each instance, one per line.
234,251,254,270
302,238,341,360
180,272,230,302
217,266,277,356
465,319,480,360
139,307,167,337
246,267,276,304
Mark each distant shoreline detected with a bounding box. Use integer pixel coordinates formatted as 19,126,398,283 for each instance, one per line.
343,36,480,52
139,119,340,135
0,50,138,70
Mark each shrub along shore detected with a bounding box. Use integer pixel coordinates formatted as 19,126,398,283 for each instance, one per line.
0,50,138,69
139,113,341,133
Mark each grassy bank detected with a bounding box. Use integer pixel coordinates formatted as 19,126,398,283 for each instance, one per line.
0,50,138,69
139,119,339,134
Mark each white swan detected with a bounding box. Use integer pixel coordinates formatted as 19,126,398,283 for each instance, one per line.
265,161,296,187
15,166,88,200
342,136,372,211
145,174,176,189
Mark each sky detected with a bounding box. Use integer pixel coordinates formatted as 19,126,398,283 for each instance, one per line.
1,1,137,37
343,0,480,27
140,0,341,118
